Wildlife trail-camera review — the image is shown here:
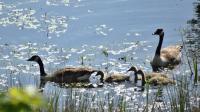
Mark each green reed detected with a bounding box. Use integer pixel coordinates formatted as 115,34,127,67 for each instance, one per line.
193,56,198,84
48,92,60,112
166,74,191,112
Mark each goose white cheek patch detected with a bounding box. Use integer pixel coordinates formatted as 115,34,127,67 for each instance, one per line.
89,72,102,87
136,73,142,86
127,71,136,82
89,72,98,84
137,80,142,86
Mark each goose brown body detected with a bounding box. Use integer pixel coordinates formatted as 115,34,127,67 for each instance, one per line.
104,73,129,83
43,67,98,83
151,28,182,71
136,69,175,86
104,66,138,83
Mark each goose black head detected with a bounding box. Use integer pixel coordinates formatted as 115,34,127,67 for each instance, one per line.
127,66,138,83
27,55,41,62
136,69,144,75
153,28,164,36
96,71,104,83
127,66,138,73
27,55,47,77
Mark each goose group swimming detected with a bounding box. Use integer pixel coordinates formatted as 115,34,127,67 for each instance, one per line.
26,28,180,89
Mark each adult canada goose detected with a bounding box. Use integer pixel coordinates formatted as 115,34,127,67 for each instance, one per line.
104,66,138,83
27,55,104,88
136,69,175,86
151,28,182,71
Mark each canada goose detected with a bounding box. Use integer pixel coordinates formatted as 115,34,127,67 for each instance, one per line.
151,28,182,71
27,55,104,88
136,69,175,86
104,66,138,83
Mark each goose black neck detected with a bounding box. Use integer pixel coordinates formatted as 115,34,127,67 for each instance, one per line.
134,73,138,83
97,71,104,83
37,58,47,77
141,72,146,86
155,33,164,56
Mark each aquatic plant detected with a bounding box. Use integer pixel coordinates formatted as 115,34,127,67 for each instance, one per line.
46,91,60,112
102,48,108,58
80,55,86,66
0,86,45,112
193,56,198,84
102,48,109,72
166,75,191,112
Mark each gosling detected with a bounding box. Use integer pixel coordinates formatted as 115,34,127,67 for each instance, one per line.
136,69,175,86
104,66,138,83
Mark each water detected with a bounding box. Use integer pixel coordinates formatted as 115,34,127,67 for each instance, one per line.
0,0,197,111
0,0,194,46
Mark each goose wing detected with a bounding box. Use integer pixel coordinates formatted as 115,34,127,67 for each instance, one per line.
105,73,129,82
51,67,95,83
145,72,174,85
161,45,182,62
53,67,94,76
148,76,175,85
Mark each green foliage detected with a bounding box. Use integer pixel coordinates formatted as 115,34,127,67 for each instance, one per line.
0,87,45,112
193,57,198,84
80,55,86,66
167,76,190,112
102,49,108,57
46,92,60,112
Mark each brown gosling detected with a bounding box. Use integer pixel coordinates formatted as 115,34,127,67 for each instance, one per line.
27,55,104,88
136,69,175,86
104,66,138,83
151,28,182,72
104,72,130,83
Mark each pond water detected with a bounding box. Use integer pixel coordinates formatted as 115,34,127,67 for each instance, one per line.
0,0,198,111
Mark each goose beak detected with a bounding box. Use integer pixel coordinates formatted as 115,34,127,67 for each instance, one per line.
127,68,131,72
27,58,31,61
126,70,129,73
